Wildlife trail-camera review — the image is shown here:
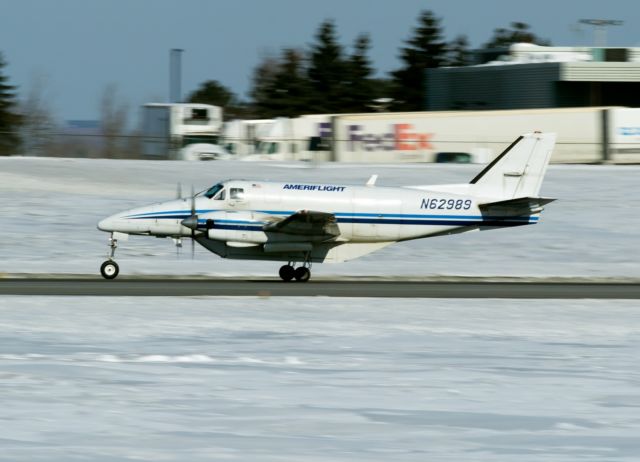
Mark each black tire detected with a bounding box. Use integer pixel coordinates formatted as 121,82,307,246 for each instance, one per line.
279,264,295,282
100,260,119,280
294,266,311,282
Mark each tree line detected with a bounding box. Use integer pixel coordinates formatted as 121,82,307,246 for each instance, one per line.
188,11,549,119
0,10,549,155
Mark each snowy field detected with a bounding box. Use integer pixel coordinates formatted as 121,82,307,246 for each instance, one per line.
1,157,639,278
2,159,640,460
1,296,639,461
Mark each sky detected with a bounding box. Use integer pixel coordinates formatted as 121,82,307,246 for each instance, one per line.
1,0,638,122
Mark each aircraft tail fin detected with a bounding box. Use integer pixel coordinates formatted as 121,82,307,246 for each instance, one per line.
469,132,556,199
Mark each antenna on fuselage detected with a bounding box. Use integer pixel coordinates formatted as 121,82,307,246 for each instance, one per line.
366,174,378,187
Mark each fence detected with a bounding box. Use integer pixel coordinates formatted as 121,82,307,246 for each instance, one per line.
1,131,639,164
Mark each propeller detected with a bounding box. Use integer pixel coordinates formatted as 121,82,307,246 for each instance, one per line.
180,185,198,258
173,237,183,258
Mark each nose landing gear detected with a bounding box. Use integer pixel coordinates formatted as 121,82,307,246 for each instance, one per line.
100,260,119,279
100,234,120,280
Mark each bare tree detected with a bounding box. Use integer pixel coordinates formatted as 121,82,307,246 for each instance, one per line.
19,72,57,156
100,83,128,158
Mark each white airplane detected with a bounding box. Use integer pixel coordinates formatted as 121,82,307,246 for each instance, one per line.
97,132,556,281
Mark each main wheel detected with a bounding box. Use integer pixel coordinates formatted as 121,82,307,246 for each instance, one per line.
294,266,311,282
279,264,295,282
100,260,119,280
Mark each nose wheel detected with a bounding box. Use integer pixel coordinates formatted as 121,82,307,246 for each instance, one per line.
100,234,120,280
100,260,119,279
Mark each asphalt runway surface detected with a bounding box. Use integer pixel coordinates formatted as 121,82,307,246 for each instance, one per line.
1,277,639,298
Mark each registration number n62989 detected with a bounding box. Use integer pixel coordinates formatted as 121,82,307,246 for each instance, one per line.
420,198,472,210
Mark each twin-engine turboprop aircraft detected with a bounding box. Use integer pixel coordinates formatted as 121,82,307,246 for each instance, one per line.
97,132,556,281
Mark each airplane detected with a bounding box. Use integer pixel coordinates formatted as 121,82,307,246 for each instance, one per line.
97,132,556,281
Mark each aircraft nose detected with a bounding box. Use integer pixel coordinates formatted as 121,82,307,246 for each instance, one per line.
97,213,124,232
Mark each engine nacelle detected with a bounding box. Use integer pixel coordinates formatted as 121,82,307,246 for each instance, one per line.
203,210,268,244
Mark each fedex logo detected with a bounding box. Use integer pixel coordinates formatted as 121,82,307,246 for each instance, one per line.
347,124,433,152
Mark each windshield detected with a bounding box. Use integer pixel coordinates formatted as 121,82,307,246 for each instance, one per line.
204,183,224,199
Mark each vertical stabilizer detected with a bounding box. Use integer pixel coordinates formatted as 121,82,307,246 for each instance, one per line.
469,132,556,199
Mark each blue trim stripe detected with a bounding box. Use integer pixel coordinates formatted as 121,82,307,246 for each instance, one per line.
126,209,217,218
127,208,539,222
338,218,533,227
201,218,533,230
126,209,540,230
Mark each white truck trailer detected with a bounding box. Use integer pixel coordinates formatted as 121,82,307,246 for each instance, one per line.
237,107,640,163
222,119,275,157
332,107,625,163
246,115,333,161
141,103,228,160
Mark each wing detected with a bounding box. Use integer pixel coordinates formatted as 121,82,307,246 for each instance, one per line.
263,210,340,238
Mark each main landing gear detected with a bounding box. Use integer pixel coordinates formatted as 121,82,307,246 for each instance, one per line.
100,234,120,280
279,256,312,282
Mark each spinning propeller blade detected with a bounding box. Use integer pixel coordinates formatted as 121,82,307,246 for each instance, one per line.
190,185,195,259
179,185,198,259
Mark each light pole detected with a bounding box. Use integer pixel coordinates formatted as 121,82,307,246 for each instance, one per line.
170,48,184,103
579,19,623,47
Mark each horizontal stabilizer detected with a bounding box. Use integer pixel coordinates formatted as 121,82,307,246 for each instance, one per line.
479,197,556,216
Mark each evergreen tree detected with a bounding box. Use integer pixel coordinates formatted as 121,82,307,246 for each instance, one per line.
343,34,376,112
187,80,247,119
483,22,551,48
307,19,348,113
269,48,310,117
0,53,21,156
188,80,235,108
447,35,472,67
391,10,448,111
250,49,310,118
250,53,282,118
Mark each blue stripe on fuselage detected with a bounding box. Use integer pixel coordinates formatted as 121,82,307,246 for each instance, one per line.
127,208,538,221
126,209,539,229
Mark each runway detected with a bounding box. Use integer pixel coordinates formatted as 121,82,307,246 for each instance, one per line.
1,277,639,298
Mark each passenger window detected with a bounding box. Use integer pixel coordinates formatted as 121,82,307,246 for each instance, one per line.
230,188,244,200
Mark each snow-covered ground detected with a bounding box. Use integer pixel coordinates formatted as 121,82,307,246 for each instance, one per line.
1,157,639,278
1,296,639,461
2,159,639,460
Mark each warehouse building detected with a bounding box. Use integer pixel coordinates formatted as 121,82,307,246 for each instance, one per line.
427,44,640,110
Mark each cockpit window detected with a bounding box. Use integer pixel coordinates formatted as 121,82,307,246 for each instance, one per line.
204,183,224,199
